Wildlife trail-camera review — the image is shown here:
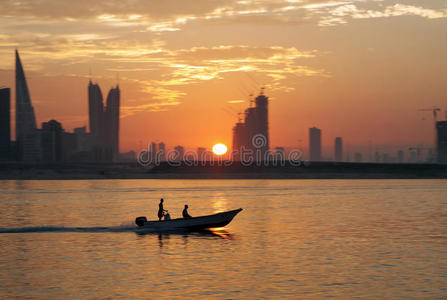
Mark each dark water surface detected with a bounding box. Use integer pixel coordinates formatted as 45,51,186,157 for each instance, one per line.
0,179,446,299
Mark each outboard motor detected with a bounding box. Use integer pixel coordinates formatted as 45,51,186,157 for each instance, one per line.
135,216,147,227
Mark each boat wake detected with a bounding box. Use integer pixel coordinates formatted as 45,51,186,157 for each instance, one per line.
0,225,234,239
0,224,137,234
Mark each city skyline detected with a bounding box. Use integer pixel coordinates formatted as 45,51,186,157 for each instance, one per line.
0,0,446,153
2,48,445,158
1,49,444,164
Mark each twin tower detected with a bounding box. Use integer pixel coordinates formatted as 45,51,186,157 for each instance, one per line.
88,81,120,161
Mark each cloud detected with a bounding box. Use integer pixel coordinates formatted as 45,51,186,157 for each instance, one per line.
121,99,182,115
172,45,315,63
134,45,326,104
320,3,447,26
0,0,228,21
151,46,326,92
2,1,445,35
0,40,324,115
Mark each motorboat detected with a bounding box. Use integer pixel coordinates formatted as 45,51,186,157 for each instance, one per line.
135,208,242,231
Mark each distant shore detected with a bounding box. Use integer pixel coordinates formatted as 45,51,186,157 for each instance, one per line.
0,161,446,180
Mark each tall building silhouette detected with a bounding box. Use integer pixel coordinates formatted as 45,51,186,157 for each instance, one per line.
232,90,269,160
41,120,63,162
174,145,185,161
88,81,105,161
88,81,104,139
309,127,321,161
0,88,10,160
105,85,120,160
274,147,285,161
15,50,41,162
334,137,343,162
232,121,246,159
158,142,166,162
88,81,120,161
254,91,269,157
197,147,206,161
149,142,157,163
437,121,447,164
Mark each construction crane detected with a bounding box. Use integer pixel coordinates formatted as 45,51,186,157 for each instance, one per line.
418,107,441,122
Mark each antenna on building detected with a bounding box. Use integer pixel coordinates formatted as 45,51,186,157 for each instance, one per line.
116,72,119,87
88,67,92,82
260,86,265,95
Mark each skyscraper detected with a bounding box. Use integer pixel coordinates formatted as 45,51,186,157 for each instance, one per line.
15,50,41,162
232,122,245,156
41,120,63,162
149,142,157,163
0,88,10,160
105,85,120,160
254,91,269,158
309,127,321,161
334,137,343,162
197,147,206,161
174,145,185,161
158,142,166,162
231,90,269,160
436,121,447,164
274,147,285,161
88,81,105,161
88,80,104,139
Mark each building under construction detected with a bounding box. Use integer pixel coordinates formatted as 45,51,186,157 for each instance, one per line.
232,90,269,160
437,121,447,164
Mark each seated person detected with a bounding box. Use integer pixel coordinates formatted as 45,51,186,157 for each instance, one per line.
182,204,192,218
164,211,171,220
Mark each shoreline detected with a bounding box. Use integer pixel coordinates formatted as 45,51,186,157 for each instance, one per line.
1,161,446,180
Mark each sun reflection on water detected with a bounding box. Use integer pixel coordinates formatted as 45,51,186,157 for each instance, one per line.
208,228,234,240
211,193,228,213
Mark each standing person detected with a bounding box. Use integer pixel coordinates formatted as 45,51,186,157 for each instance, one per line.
158,198,167,221
182,204,192,218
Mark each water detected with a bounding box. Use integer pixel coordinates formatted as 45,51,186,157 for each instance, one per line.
0,179,446,299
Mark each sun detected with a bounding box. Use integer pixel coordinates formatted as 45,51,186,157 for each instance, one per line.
212,143,228,155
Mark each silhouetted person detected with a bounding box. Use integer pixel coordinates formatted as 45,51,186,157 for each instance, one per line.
182,204,192,219
158,198,167,221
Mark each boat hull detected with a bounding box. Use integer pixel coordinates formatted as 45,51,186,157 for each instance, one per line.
136,208,242,232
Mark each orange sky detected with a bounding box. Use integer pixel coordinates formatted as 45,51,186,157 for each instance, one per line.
0,0,446,157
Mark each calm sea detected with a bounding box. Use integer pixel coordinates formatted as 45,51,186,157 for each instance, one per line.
0,179,446,299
